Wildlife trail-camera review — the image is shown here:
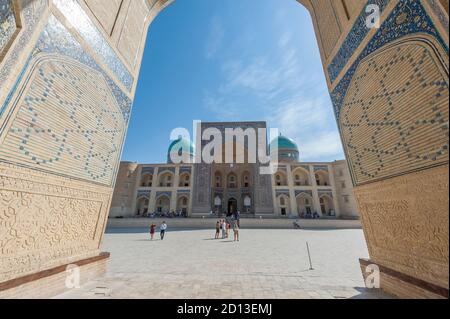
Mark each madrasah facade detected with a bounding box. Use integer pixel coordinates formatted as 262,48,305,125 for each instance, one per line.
110,121,359,219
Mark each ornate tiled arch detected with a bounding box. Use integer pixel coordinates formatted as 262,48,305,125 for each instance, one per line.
331,0,449,119
339,37,448,186
0,54,127,186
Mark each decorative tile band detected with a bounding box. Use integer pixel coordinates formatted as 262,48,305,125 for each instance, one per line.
0,0,17,53
275,189,290,196
318,190,333,198
137,190,151,199
141,167,155,174
156,191,171,198
157,167,176,174
35,15,132,120
331,0,449,119
0,0,47,91
295,190,313,197
327,0,390,83
180,166,192,173
427,0,449,35
314,165,329,172
1,14,132,126
53,0,133,91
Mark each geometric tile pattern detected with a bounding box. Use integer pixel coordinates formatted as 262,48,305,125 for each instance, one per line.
180,166,192,174
1,14,133,130
0,0,17,54
327,0,389,83
331,0,448,119
340,42,449,186
141,167,155,175
313,165,329,172
318,190,333,198
295,190,313,198
34,15,133,121
275,189,290,197
0,59,126,185
158,167,176,174
156,191,171,199
53,0,134,91
137,190,151,199
427,0,449,36
0,0,47,121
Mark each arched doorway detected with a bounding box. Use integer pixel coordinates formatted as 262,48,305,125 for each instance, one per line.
292,168,310,186
227,198,238,216
179,172,191,187
296,194,313,217
319,195,334,217
278,195,290,217
140,173,153,187
158,171,174,187
315,171,330,186
177,196,189,216
156,195,171,214
136,197,149,216
274,171,288,186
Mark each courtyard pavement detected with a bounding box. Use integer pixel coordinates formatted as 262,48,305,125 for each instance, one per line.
55,229,391,299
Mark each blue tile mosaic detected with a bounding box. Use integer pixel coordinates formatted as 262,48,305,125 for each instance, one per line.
137,190,151,199
0,0,17,52
53,0,134,91
327,0,390,83
313,165,329,172
35,15,132,121
295,190,313,197
331,0,449,119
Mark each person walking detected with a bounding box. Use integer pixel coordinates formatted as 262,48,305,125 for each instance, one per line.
221,219,227,239
150,223,156,240
236,210,241,228
215,220,220,239
160,221,167,240
233,222,239,242
226,221,231,238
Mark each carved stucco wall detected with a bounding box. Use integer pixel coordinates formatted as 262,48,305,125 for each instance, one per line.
354,165,449,288
0,0,170,283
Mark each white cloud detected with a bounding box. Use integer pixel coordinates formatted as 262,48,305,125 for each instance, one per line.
205,17,225,59
203,26,345,161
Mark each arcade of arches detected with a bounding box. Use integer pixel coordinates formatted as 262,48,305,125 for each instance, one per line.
0,0,448,299
110,129,356,219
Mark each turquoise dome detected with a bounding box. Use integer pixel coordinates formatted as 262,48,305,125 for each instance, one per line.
167,137,195,163
269,135,300,163
270,135,299,151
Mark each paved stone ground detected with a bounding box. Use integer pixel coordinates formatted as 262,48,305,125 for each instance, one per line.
55,229,391,299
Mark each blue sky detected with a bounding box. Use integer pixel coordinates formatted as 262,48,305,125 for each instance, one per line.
122,0,345,164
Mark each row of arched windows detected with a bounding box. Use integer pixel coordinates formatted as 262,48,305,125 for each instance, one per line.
274,169,330,187
140,171,191,188
214,171,252,188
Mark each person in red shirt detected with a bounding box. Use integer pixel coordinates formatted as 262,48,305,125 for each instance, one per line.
150,223,156,240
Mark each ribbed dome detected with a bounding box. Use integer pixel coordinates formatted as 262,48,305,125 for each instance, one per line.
269,135,299,151
167,137,195,163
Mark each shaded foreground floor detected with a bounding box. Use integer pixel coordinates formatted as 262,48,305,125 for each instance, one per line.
55,229,391,299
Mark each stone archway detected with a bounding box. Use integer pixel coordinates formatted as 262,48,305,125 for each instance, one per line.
0,0,448,299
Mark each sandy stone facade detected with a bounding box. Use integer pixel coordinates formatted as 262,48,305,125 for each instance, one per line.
0,0,448,298
110,121,359,219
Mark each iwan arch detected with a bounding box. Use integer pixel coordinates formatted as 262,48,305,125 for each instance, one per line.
0,0,448,298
